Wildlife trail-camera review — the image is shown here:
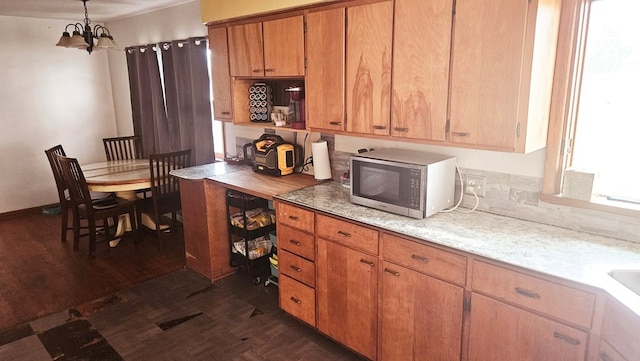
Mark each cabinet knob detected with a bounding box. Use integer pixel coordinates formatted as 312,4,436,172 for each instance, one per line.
552,332,581,346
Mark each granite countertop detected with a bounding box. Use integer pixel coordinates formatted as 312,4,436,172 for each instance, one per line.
275,181,640,316
170,161,248,180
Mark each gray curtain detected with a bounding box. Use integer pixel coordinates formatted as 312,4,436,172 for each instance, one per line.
125,44,166,158
126,37,215,165
161,37,215,165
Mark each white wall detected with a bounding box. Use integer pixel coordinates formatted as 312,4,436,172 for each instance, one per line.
105,1,207,136
0,15,117,213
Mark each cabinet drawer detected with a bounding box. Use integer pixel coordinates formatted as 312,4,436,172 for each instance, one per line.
316,214,378,255
381,233,467,285
276,202,314,233
599,339,628,361
279,274,316,327
471,260,595,328
279,250,315,287
278,224,315,261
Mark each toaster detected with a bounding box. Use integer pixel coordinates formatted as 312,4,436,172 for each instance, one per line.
243,134,303,176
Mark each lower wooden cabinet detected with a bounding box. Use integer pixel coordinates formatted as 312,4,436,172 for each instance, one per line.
598,339,628,361
600,297,640,361
468,293,588,361
379,261,464,361
317,238,378,360
279,274,316,326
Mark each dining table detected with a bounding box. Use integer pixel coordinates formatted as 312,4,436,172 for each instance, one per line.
82,159,163,245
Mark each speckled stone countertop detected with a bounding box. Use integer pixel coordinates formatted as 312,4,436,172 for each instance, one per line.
170,161,248,180
275,181,640,315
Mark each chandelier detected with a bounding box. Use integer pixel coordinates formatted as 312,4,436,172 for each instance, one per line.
55,0,118,54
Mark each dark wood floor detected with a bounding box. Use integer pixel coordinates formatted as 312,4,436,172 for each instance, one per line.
0,211,186,332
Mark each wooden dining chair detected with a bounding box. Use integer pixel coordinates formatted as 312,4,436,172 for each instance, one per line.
55,154,138,258
136,149,191,251
44,145,75,243
102,136,142,161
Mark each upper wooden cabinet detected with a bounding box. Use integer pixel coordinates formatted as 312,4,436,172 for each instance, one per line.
448,0,562,152
391,0,453,141
208,26,233,120
306,7,346,132
227,16,305,77
345,1,393,136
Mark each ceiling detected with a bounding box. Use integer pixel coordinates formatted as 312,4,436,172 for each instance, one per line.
0,0,195,22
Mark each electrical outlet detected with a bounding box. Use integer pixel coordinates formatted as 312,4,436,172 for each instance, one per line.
465,175,486,197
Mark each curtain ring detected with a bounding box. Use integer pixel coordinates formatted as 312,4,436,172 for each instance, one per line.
178,42,185,48
163,42,171,51
140,47,146,53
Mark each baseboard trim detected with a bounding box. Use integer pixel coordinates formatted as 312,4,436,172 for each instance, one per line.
0,204,57,221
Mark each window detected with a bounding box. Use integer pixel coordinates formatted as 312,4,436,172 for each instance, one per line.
543,0,640,213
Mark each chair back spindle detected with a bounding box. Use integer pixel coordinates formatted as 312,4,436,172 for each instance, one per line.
103,136,142,161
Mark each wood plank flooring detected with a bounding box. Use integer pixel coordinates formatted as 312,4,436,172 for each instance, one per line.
0,212,185,331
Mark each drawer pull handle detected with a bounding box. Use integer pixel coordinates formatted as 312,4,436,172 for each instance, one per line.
288,215,300,221
552,332,580,346
289,240,301,246
384,268,400,276
221,111,231,115
290,296,302,304
329,121,342,126
290,265,302,272
337,231,351,238
373,125,387,130
252,69,263,73
515,287,540,299
411,254,429,262
265,68,276,72
394,127,409,132
452,132,470,137
360,259,375,267
598,352,613,361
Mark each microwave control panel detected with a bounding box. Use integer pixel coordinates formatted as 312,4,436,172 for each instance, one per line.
409,169,422,209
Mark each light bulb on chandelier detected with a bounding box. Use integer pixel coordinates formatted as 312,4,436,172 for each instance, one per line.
55,0,118,54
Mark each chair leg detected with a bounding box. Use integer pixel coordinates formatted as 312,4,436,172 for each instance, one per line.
60,201,69,243
88,219,97,259
129,209,140,245
155,211,163,252
72,209,81,251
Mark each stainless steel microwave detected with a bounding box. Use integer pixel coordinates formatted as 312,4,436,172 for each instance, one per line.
350,149,456,219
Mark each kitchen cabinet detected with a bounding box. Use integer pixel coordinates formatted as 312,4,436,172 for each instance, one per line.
598,339,627,361
600,296,640,361
317,237,378,360
468,260,594,360
306,7,345,132
316,213,379,360
390,0,452,141
208,26,233,120
345,1,393,136
228,15,305,77
448,0,562,152
379,233,466,360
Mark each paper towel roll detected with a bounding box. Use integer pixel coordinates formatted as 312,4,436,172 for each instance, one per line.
311,140,332,180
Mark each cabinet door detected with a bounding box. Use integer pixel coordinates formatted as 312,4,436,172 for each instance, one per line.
208,26,233,120
380,261,464,361
263,15,305,77
228,22,264,77
317,238,377,360
468,293,588,361
391,0,452,140
450,0,552,151
345,1,393,136
306,8,345,131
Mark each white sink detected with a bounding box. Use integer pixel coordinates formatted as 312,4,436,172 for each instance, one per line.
609,270,640,296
